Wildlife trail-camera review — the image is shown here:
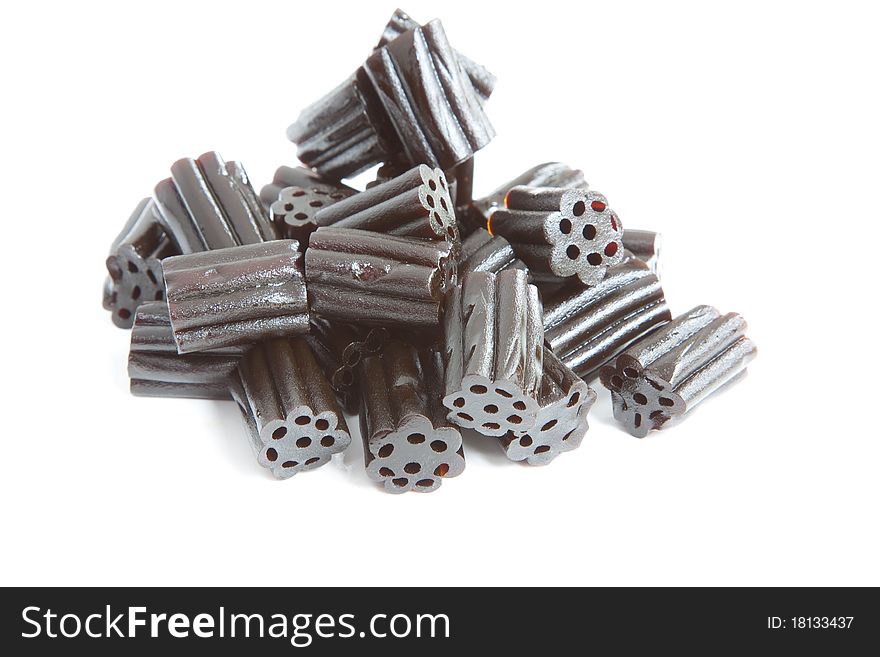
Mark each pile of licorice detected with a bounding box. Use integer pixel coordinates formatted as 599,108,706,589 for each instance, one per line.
105,9,757,493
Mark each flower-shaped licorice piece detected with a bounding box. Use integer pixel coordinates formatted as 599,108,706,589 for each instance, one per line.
105,253,167,327
288,20,494,179
236,337,351,477
501,396,592,465
269,185,353,243
489,186,624,286
376,9,496,104
365,415,465,493
601,360,685,438
544,189,625,284
105,198,177,327
255,405,352,480
599,306,756,437
417,165,458,242
314,164,459,246
444,375,540,437
500,355,597,465
359,340,466,493
442,270,543,436
470,162,587,228
363,20,495,171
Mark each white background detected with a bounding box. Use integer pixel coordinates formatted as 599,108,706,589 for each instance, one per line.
1,0,877,586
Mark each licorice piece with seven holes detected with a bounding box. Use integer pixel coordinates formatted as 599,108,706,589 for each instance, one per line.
232,337,351,479
315,164,459,245
260,165,356,245
442,269,543,436
500,349,596,465
489,185,625,284
600,305,757,437
104,198,178,327
359,340,465,493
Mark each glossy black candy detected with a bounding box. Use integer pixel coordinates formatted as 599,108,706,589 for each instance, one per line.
365,20,495,171
543,255,671,381
600,305,757,437
499,349,596,465
153,151,276,254
305,227,456,328
286,70,393,181
467,162,586,233
442,269,543,436
489,185,625,285
260,165,356,246
232,337,351,479
358,340,466,493
288,19,493,179
315,164,460,246
377,9,496,104
458,228,526,277
104,198,178,328
128,302,246,400
162,240,309,354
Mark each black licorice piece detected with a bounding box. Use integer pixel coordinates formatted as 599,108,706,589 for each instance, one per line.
358,340,465,493
232,337,351,479
458,228,526,277
622,229,661,276
128,302,246,400
365,20,495,171
600,305,757,438
368,160,461,216
153,151,276,254
286,71,394,180
468,162,587,230
260,166,356,245
288,20,494,179
305,227,456,328
543,256,671,381
268,186,349,245
499,349,596,465
489,186,625,285
442,270,543,436
162,240,309,354
315,164,459,245
104,198,178,328
131,381,231,400
377,9,496,104
258,165,354,206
